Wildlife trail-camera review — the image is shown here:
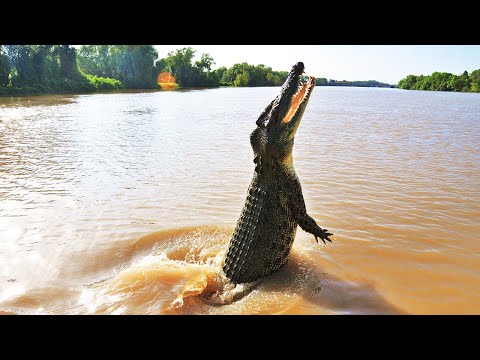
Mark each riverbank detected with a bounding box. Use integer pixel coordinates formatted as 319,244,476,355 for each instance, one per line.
1,83,399,98
0,74,126,97
0,85,211,98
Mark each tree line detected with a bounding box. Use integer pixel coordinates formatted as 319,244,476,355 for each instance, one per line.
315,78,393,87
79,47,291,88
398,70,480,92
0,45,294,96
13,45,476,97
0,45,97,95
0,45,161,95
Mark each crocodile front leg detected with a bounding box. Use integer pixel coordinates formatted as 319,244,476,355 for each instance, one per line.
297,213,332,244
289,176,333,244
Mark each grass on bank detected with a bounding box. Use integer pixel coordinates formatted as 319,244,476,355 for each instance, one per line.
0,74,125,96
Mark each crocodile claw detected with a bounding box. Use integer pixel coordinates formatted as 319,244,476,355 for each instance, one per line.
315,228,333,244
314,235,324,244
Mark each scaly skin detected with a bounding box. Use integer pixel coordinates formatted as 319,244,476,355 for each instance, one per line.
223,62,333,284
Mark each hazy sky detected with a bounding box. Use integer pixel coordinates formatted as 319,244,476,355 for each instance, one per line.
155,45,480,84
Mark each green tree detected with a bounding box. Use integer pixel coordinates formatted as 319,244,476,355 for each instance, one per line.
157,47,220,87
78,45,158,88
3,45,94,94
0,45,10,86
222,62,250,85
6,45,35,87
154,58,168,77
214,66,227,84
77,45,110,77
398,74,418,89
460,71,471,92
470,69,480,92
234,70,250,86
249,64,268,86
316,77,328,86
266,72,281,86
161,47,197,86
472,81,480,92
221,62,287,87
398,69,480,93
58,45,79,77
124,45,158,88
448,72,470,92
195,53,215,72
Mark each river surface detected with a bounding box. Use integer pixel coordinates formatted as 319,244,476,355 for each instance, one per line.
0,87,479,314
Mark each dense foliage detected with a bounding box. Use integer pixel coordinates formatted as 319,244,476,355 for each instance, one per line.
84,74,124,91
77,45,158,89
0,45,161,95
0,45,295,95
0,45,223,95
0,45,94,95
155,47,219,87
1,45,426,97
316,78,393,87
215,62,289,87
155,48,289,87
398,70,480,92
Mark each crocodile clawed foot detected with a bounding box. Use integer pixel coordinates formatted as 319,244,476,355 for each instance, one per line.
314,228,333,244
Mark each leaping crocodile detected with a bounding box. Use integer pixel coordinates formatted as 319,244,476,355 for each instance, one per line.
223,62,333,285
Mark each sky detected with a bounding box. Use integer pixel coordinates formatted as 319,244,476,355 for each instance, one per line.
155,45,480,84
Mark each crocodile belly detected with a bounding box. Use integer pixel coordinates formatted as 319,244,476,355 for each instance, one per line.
223,184,297,284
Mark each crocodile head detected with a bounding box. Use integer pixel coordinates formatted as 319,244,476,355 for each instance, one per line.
251,62,316,169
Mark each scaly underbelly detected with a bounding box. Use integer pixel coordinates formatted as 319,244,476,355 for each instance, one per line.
223,180,297,284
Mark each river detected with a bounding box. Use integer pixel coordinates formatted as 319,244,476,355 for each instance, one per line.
0,86,479,314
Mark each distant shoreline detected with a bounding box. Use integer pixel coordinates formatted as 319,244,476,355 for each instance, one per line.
398,70,480,93
13,84,480,100
317,84,396,89
0,83,401,98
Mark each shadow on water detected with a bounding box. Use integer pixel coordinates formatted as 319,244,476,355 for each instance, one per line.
179,248,405,315
257,251,405,314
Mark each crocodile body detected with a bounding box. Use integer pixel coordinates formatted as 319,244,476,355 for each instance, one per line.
223,62,333,284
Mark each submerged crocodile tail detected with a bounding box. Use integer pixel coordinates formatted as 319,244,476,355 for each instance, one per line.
223,185,267,284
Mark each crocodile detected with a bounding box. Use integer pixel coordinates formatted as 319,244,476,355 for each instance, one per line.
223,61,333,285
